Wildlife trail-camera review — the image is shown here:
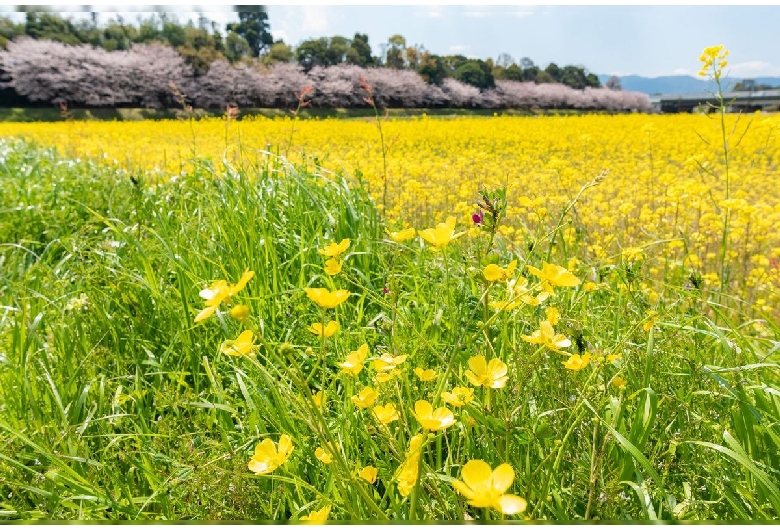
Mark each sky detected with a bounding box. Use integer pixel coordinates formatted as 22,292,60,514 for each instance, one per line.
3,3,780,78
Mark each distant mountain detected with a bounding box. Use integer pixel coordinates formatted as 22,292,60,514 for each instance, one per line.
597,74,780,95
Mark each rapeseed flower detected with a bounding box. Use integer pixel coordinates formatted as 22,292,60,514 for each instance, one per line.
318,238,350,258
248,434,293,475
338,343,369,376
195,269,254,323
358,465,378,484
464,356,508,389
412,400,456,431
441,386,475,407
304,287,350,309
419,216,465,248
351,387,379,408
308,320,339,338
220,329,255,357
451,460,527,515
521,320,571,352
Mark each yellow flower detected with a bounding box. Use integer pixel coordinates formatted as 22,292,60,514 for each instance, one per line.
373,403,400,424
464,355,508,389
386,227,416,243
484,260,517,283
606,353,622,364
561,352,591,371
521,320,571,352
323,258,343,276
315,447,333,464
358,465,378,484
412,400,456,431
229,304,250,322
351,387,379,408
220,329,255,357
527,262,580,294
300,505,331,523
318,238,350,258
395,434,426,497
312,390,325,409
419,216,466,248
374,369,402,384
414,367,437,382
610,376,627,390
489,277,549,311
195,269,254,323
441,386,475,407
583,282,598,292
247,434,294,475
451,460,528,515
373,353,407,372
545,307,560,326
308,320,339,338
622,246,646,262
304,287,350,309
338,343,369,376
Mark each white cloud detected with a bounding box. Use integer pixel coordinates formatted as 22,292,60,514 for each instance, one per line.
449,44,470,53
511,11,534,18
416,10,442,18
271,29,289,43
300,6,330,33
727,61,780,78
673,68,692,75
463,11,492,17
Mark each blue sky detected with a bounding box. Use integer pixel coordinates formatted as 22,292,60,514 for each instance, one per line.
4,4,780,78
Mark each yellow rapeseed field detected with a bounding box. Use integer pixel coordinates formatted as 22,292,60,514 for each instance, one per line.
3,112,780,314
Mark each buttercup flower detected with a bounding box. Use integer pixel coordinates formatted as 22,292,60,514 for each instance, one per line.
412,400,456,431
315,447,332,464
386,227,416,243
323,258,342,276
248,434,293,475
521,320,571,352
484,260,517,283
229,304,250,322
220,329,255,357
358,465,378,484
300,505,331,523
414,367,437,382
395,434,426,497
312,390,325,409
308,320,339,338
441,386,475,407
545,307,560,326
419,216,466,248
527,262,580,294
338,343,369,376
464,355,508,389
373,353,408,373
351,387,379,408
195,269,254,323
373,403,400,425
304,287,350,309
451,460,528,515
318,238,350,258
562,353,591,371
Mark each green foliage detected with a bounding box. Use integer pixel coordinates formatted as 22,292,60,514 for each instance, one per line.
227,7,273,58
453,59,495,90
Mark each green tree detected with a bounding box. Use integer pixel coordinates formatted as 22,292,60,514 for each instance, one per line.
0,16,25,49
263,40,294,64
497,63,523,81
544,62,561,83
224,30,252,62
327,35,350,65
347,32,373,66
385,34,406,69
417,52,446,85
297,37,330,70
453,59,495,90
227,6,273,57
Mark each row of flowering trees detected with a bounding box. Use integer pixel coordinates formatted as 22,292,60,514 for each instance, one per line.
0,38,652,112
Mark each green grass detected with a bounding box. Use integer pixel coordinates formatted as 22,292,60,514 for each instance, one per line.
0,106,593,123
0,138,778,521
